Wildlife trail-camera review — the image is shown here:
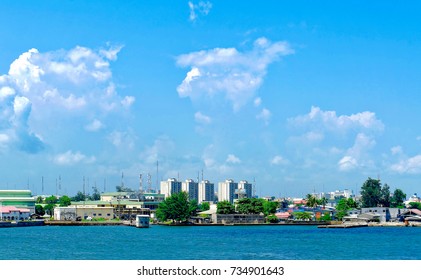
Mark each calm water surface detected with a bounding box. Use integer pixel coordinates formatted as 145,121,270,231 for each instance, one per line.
1,225,420,260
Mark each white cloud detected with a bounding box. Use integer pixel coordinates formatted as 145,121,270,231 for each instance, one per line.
85,119,104,132
338,155,358,171
256,108,271,125
391,155,421,174
140,136,175,164
100,44,123,61
253,97,262,107
0,45,129,153
194,111,212,124
177,67,201,97
338,133,376,171
53,150,96,165
226,154,241,164
391,145,403,155
271,155,288,165
188,1,212,22
121,95,135,107
289,106,384,133
108,130,136,150
176,37,293,111
0,86,15,101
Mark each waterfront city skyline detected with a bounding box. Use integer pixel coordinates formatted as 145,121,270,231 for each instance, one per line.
1,1,421,197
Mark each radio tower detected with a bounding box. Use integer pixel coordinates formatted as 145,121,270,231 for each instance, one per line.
253,177,256,198
156,161,159,193
147,173,152,193
58,175,61,195
121,172,124,189
139,173,143,193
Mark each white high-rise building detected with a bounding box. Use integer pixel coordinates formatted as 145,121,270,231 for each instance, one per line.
218,179,237,204
182,179,199,201
160,178,182,198
238,180,253,199
198,180,215,204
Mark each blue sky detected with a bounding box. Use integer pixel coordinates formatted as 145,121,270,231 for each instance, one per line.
1,1,421,197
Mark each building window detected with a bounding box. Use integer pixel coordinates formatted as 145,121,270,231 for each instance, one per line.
98,213,102,216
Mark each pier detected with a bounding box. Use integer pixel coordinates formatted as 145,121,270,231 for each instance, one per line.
318,223,368,229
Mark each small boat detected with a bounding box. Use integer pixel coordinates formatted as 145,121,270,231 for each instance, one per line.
135,215,150,228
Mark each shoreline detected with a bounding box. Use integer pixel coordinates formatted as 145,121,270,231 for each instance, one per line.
2,220,421,228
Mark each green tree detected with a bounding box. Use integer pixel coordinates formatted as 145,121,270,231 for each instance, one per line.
116,185,134,192
266,214,279,223
189,199,198,217
293,212,312,220
236,198,265,214
216,200,235,214
45,195,58,205
305,194,318,208
346,198,358,208
44,204,55,216
35,204,45,216
90,186,101,201
71,191,87,202
319,197,328,209
320,212,332,221
380,183,391,207
391,189,406,208
263,200,279,216
335,198,353,220
360,178,382,207
199,202,210,211
156,192,192,223
408,202,421,210
36,196,44,204
58,195,71,207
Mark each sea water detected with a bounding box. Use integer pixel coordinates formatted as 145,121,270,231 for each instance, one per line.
1,225,420,260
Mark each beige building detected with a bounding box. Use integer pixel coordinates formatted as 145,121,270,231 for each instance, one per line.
54,206,114,221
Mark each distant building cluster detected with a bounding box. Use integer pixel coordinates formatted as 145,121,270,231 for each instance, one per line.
159,178,254,204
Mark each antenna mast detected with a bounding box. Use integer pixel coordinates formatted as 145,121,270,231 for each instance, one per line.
139,173,143,193
156,161,159,193
253,177,256,198
147,173,152,193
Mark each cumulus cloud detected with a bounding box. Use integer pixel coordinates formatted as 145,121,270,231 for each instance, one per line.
85,119,104,132
256,108,271,125
176,37,293,111
338,133,376,171
253,97,262,107
194,111,212,124
391,155,421,174
391,145,403,155
53,150,96,165
271,155,288,165
121,95,135,107
337,155,358,171
289,106,384,134
188,1,212,22
226,154,241,164
0,44,130,153
140,136,176,164
108,130,136,150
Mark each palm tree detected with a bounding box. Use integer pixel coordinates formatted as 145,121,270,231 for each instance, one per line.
319,197,328,209
305,194,318,208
